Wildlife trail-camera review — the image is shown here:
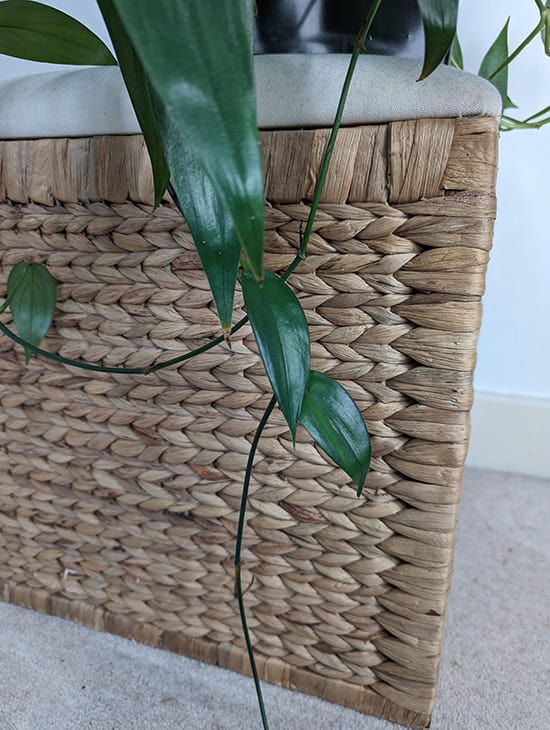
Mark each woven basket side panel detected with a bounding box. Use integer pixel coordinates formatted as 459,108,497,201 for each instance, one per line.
0,118,498,729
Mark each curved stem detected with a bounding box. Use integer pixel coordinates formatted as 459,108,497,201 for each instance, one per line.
523,104,550,122
501,112,550,130
2,0,380,379
233,8,383,728
234,395,276,730
281,0,383,281
145,315,248,373
0,320,146,374
0,316,249,375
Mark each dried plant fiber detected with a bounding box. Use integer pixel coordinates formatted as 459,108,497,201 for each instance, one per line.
0,116,498,727
1,470,548,730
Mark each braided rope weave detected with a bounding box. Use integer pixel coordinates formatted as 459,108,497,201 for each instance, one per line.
0,117,498,728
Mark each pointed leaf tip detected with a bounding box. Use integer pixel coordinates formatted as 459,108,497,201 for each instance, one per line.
478,18,515,110
300,371,371,494
111,0,264,278
242,272,310,441
417,0,459,80
7,261,57,362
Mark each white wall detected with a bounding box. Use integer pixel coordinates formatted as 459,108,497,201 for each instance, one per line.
1,1,548,473
458,0,550,400
457,0,550,476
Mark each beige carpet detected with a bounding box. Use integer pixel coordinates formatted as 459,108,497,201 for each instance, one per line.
0,468,548,730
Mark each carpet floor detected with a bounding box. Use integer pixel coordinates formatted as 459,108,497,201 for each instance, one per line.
0,468,548,730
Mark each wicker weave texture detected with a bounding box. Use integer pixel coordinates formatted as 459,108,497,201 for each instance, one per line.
0,117,498,728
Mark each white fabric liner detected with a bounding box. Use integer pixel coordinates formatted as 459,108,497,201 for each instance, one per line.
256,55,502,127
0,55,501,139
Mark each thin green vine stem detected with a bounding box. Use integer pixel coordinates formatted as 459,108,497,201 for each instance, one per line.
501,115,550,130
145,315,248,373
233,6,383,728
281,0,383,282
0,320,146,374
0,315,248,375
488,18,544,82
233,395,276,730
523,104,550,122
0,184,251,376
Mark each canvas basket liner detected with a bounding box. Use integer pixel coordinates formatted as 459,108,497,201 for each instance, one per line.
0,117,498,728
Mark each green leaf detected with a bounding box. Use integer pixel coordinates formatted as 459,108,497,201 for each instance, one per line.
242,272,310,442
111,0,264,280
449,33,463,70
417,0,459,80
0,0,116,65
7,261,56,362
166,136,240,330
300,371,371,496
479,19,516,111
99,3,241,321
97,0,168,206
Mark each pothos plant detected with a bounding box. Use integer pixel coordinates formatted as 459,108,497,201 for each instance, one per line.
0,1,548,727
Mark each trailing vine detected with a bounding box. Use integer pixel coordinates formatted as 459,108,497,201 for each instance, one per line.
0,1,548,728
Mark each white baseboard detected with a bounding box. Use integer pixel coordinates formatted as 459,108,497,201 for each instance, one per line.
466,391,550,478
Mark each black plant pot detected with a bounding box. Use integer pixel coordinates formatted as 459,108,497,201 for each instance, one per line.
254,0,424,57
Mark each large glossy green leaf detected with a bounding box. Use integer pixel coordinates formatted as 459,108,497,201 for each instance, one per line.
0,0,116,65
417,0,459,80
112,0,264,281
7,261,56,362
300,370,371,496
100,0,239,325
478,19,516,111
242,272,310,441
97,0,168,206
166,132,240,329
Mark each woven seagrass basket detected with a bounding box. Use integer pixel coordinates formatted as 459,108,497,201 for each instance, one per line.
0,116,498,728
